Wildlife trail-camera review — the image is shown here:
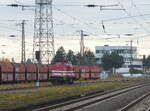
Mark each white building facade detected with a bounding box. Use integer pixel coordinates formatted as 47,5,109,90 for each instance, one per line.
95,45,143,73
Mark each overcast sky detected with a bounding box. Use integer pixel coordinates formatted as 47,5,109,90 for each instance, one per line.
0,0,150,62
0,0,150,36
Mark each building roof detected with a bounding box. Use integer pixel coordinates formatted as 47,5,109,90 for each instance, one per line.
96,45,137,50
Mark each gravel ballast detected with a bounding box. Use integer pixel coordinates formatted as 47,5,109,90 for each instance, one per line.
77,85,150,111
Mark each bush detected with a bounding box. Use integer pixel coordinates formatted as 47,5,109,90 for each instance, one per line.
129,68,143,74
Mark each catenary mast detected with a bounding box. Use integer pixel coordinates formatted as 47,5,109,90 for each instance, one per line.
33,0,55,64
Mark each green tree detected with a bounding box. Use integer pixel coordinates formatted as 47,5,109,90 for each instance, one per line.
75,53,81,65
66,50,78,65
129,68,143,74
51,47,96,65
143,56,150,74
74,50,96,65
110,52,124,69
144,56,150,69
26,59,33,64
0,58,10,62
101,53,112,70
84,50,96,65
51,46,66,64
101,52,124,71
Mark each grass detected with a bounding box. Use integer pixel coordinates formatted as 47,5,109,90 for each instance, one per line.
0,75,147,90
0,80,143,110
0,82,53,90
75,75,149,84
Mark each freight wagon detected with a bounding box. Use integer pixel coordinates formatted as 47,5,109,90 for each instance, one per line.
0,62,102,84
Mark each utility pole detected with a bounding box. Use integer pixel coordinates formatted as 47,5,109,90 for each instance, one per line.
130,40,133,73
80,30,84,57
130,40,133,65
7,4,29,63
21,20,26,63
126,40,134,74
80,30,88,65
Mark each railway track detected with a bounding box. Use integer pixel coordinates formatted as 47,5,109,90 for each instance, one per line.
147,108,150,111
31,82,150,111
119,91,150,111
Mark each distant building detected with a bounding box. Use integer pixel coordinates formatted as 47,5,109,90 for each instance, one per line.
95,45,137,66
116,59,143,74
95,45,143,73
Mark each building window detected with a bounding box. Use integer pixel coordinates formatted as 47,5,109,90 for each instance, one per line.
99,50,104,53
96,58,100,61
96,50,100,53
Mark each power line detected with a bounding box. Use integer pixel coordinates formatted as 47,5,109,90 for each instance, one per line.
116,0,150,33
1,1,150,39
53,6,99,35
2,2,150,35
53,11,150,35
130,0,149,29
0,22,21,32
13,0,23,5
103,13,150,22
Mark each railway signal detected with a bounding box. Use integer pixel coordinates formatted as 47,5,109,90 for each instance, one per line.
35,51,41,63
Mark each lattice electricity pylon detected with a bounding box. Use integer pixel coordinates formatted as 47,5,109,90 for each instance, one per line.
33,0,55,64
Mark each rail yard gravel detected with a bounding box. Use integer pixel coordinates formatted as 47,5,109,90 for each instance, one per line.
76,85,150,111
127,95,150,111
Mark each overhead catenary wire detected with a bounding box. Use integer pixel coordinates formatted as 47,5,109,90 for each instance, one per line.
0,19,34,34
0,2,150,36
0,22,21,32
130,0,149,28
103,13,150,22
54,16,150,40
13,0,23,5
116,0,150,33
54,6,122,36
53,12,150,37
53,13,150,27
1,0,150,61
53,7,98,28
0,1,149,39
54,3,150,37
1,3,150,23
53,6,100,36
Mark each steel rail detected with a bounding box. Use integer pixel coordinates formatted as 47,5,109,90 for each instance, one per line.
32,83,150,111
119,92,150,111
147,107,150,111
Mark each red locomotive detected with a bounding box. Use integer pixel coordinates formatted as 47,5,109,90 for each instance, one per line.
50,62,75,83
0,61,101,84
